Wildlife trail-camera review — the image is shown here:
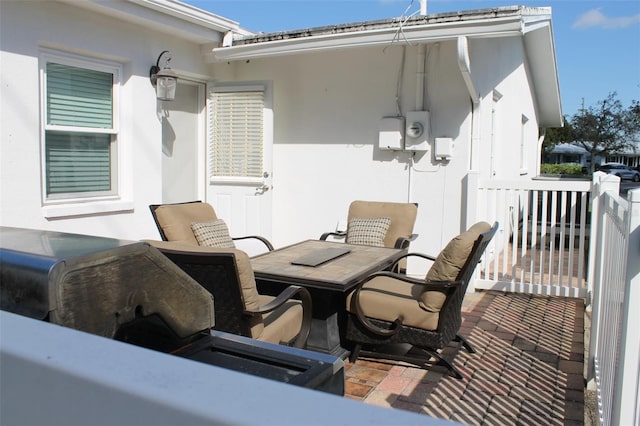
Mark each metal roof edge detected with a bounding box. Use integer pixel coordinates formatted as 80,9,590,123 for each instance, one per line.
129,0,254,35
211,14,525,61
57,0,255,43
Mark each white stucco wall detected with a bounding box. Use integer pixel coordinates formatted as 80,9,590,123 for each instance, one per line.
1,1,544,267
0,1,212,240
211,37,540,259
470,36,540,179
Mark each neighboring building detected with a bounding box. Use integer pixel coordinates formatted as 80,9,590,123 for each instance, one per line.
605,144,640,168
545,143,592,167
545,142,639,169
544,142,604,169
0,1,562,269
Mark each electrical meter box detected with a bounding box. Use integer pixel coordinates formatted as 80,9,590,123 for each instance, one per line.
405,111,430,152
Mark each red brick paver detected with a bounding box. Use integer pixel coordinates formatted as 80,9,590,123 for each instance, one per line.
344,290,586,425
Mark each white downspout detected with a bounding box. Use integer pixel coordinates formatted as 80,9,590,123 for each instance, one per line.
416,0,427,110
416,45,426,110
457,36,480,172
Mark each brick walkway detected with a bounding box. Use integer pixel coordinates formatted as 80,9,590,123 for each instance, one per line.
344,290,586,425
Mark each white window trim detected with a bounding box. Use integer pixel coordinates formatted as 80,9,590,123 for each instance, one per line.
39,49,130,218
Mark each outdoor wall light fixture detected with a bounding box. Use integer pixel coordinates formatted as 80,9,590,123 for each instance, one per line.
149,50,177,101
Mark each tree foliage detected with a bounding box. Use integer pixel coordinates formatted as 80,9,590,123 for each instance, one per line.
542,116,573,155
542,93,640,173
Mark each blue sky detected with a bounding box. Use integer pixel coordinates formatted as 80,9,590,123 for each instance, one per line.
187,0,640,119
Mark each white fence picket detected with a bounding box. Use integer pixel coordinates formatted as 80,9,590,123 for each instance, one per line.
467,174,592,298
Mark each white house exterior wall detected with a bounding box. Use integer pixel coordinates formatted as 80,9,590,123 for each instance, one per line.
211,37,540,258
470,36,540,179
0,1,213,240
1,1,548,269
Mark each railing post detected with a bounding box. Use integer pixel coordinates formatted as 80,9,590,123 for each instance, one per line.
587,172,620,382
464,171,480,230
464,171,480,292
612,188,640,426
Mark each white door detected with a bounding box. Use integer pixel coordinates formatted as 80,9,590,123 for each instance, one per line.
162,81,205,203
205,84,273,256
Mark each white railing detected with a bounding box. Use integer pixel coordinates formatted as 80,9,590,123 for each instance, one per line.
466,171,639,424
588,174,640,426
465,172,592,298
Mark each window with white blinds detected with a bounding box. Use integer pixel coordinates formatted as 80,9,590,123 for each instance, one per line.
208,89,264,180
42,55,118,198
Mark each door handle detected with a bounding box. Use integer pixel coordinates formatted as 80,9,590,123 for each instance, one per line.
255,184,270,195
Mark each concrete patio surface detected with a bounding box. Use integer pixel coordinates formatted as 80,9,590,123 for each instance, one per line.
344,290,594,425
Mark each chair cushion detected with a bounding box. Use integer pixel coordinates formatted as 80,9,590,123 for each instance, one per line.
348,201,418,248
153,202,218,245
191,219,236,249
419,221,492,312
346,217,391,247
144,240,262,315
256,294,304,345
346,276,440,331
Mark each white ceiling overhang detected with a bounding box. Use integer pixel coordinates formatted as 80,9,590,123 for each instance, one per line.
212,8,562,127
58,0,253,44
211,16,524,62
522,22,563,127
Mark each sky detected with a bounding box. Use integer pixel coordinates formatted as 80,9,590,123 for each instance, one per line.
186,0,640,119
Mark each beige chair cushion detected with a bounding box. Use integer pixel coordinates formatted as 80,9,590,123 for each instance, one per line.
256,294,304,345
346,276,440,331
346,217,391,247
348,201,418,248
419,221,492,312
144,241,264,337
154,202,218,245
191,219,235,249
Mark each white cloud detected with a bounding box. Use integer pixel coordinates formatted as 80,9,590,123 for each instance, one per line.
573,8,640,29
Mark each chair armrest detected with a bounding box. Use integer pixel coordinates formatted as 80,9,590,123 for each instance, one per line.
246,285,312,349
320,231,346,241
388,252,436,272
349,270,462,338
393,233,419,249
232,235,274,251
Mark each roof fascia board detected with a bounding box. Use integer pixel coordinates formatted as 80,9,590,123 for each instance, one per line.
56,0,252,44
524,24,563,127
211,16,523,61
128,0,253,35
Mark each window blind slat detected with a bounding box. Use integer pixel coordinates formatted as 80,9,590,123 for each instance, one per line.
47,63,113,128
208,90,264,179
46,132,111,194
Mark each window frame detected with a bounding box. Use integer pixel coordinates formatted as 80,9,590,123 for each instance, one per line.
207,84,267,185
39,49,122,204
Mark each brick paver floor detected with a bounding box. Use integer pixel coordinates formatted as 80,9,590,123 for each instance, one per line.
344,290,586,425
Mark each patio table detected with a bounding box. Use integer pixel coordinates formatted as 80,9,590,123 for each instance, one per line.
251,239,407,357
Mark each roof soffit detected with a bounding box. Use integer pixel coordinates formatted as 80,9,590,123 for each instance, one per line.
56,0,252,44
523,23,563,127
209,6,562,127
211,15,526,61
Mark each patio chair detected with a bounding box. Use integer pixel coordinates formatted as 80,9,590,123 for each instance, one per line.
320,200,418,272
147,240,312,349
149,201,274,252
344,221,498,379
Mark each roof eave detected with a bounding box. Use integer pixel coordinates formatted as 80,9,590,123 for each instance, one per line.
57,0,254,44
211,16,524,62
523,21,563,127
